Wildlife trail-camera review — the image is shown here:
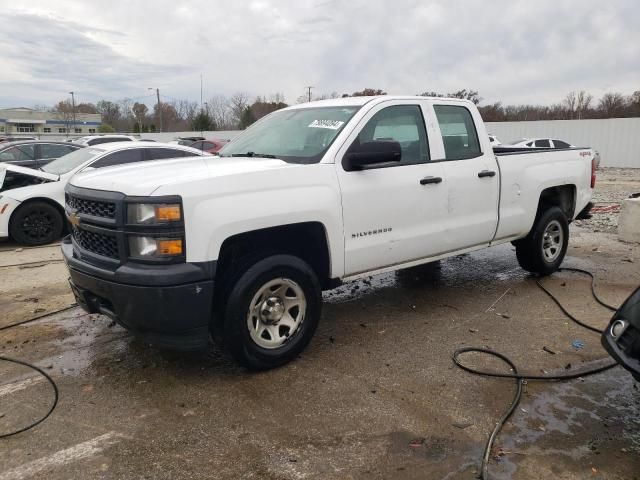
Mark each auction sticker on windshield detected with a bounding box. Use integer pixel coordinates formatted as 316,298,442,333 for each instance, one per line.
308,120,345,130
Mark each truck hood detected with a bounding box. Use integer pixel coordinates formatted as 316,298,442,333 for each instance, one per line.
69,156,301,196
0,163,59,193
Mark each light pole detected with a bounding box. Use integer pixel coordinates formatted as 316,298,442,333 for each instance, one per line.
69,91,76,135
148,87,162,132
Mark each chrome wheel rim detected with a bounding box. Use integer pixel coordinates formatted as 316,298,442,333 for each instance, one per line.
247,278,306,349
542,220,563,262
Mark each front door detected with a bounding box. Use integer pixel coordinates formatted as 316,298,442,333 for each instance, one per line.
336,102,449,277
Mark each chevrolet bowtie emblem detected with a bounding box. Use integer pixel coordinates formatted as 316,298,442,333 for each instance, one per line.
67,211,81,227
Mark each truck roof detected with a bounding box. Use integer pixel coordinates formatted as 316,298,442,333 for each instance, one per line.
286,95,474,110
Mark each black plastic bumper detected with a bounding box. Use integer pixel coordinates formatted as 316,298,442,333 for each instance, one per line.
602,328,640,382
63,237,215,351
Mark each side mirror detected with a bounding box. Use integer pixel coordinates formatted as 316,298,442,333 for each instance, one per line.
602,286,640,380
343,140,401,171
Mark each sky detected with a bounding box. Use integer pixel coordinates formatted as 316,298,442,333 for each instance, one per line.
0,0,638,109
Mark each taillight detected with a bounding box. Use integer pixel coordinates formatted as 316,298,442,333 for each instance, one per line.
591,158,596,188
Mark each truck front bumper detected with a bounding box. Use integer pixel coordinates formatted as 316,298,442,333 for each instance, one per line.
62,237,215,350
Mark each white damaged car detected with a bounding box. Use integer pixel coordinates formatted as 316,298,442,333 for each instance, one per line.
0,142,207,245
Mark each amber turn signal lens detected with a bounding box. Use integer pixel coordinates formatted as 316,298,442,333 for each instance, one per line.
155,205,181,222
157,239,183,256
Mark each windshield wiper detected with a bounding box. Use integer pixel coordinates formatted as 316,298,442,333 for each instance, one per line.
225,152,277,159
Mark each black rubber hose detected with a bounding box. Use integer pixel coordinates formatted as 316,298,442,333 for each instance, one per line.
0,356,59,439
0,304,77,332
453,268,620,479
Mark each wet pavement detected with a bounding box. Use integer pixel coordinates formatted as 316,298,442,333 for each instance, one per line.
1,225,639,479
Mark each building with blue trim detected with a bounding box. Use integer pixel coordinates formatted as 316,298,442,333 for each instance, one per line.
0,107,102,135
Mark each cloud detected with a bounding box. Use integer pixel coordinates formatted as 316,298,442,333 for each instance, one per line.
0,0,638,108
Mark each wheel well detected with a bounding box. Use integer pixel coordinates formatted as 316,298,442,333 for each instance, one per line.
10,198,67,235
216,222,331,288
537,185,576,220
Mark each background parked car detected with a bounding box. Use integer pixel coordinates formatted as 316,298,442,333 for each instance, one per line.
170,136,205,146
0,136,36,143
72,135,137,146
0,142,206,246
0,140,83,168
506,138,574,148
189,139,229,153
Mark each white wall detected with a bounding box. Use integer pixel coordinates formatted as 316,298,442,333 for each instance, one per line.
486,118,640,168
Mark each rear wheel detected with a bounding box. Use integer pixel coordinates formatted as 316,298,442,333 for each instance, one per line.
515,206,569,276
10,201,64,246
221,254,322,370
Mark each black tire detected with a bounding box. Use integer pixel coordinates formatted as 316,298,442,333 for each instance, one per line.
10,201,64,246
515,206,569,276
221,254,322,370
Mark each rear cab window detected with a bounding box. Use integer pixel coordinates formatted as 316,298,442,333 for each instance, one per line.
433,105,481,160
91,149,144,168
147,148,188,160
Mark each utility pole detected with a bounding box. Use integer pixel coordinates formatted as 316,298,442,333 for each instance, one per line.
306,86,314,102
69,91,76,135
148,87,162,132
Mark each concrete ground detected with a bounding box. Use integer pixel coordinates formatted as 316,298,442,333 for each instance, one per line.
1,170,640,479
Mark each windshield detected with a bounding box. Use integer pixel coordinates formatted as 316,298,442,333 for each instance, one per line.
41,147,104,175
220,106,360,164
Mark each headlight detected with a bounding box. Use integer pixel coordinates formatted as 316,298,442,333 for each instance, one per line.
128,236,183,259
127,203,181,225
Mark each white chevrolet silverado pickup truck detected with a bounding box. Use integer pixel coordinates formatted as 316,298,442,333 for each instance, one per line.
62,96,597,369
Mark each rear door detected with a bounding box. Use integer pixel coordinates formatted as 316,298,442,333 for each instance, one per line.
336,100,448,276
427,102,500,251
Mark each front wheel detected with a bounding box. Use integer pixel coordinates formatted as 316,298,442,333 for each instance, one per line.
515,206,569,276
10,201,64,246
221,254,322,370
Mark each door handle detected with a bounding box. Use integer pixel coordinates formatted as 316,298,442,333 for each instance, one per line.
478,170,496,178
420,176,442,185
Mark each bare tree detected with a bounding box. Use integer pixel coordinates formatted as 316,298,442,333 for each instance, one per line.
229,92,250,128
52,100,74,133
96,100,121,127
118,98,134,131
576,91,593,119
132,102,148,133
563,91,577,119
206,95,231,130
598,92,626,118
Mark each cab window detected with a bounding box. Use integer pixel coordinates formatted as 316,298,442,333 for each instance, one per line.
92,149,144,168
349,105,429,165
147,148,188,160
535,139,551,148
434,105,481,160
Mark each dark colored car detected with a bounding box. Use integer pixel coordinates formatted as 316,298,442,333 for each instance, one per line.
189,139,229,153
0,140,83,168
0,136,37,143
602,286,640,381
173,136,205,146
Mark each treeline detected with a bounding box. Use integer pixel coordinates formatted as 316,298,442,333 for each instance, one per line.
38,87,640,133
41,93,291,133
414,89,640,121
